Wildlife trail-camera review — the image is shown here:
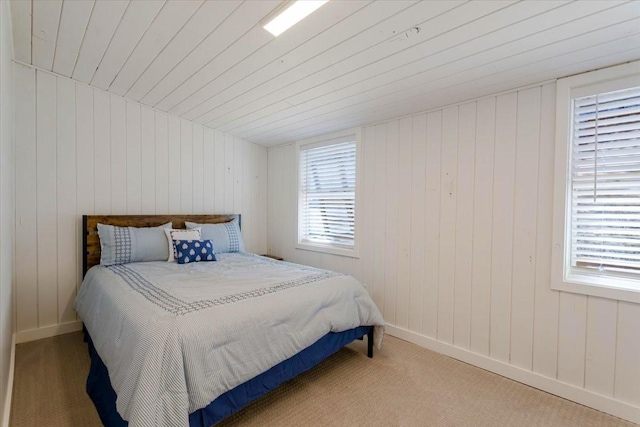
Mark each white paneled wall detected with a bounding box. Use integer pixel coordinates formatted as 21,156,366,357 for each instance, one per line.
0,0,15,422
268,83,640,423
14,64,268,341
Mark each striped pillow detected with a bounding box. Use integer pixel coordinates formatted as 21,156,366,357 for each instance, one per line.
97,223,172,266
184,218,244,253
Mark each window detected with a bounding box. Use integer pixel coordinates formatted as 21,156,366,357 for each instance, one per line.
552,60,640,303
297,131,360,257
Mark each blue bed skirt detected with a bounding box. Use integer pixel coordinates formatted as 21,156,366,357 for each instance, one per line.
84,325,373,427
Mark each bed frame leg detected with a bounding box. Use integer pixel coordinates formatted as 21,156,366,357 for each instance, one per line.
367,327,374,358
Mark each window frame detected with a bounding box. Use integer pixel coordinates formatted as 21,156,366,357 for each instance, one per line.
552,60,640,304
295,127,362,258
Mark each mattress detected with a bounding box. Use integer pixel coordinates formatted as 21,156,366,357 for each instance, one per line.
74,253,384,427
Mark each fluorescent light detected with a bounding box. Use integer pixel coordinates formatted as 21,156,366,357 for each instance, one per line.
263,1,329,37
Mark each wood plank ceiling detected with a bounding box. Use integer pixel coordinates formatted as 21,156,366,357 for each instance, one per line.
10,0,640,147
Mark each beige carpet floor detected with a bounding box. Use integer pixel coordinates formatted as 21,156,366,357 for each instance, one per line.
10,331,636,427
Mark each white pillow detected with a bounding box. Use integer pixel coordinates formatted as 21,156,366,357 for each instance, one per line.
164,228,201,262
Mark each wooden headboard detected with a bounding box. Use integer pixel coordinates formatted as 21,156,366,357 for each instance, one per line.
82,214,240,276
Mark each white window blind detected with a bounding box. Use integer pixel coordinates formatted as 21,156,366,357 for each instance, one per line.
571,85,640,275
299,140,356,248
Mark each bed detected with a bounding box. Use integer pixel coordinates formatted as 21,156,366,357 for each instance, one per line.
75,214,384,427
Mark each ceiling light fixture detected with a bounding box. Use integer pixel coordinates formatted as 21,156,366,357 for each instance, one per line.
263,0,329,37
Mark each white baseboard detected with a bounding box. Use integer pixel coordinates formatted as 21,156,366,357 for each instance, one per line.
385,324,640,425
15,320,82,344
2,333,15,427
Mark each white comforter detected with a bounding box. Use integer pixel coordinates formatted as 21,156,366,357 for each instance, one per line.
74,253,384,427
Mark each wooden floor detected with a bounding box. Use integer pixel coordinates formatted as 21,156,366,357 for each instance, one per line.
10,332,637,427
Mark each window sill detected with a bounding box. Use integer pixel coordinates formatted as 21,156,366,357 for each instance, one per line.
552,273,640,304
295,242,359,259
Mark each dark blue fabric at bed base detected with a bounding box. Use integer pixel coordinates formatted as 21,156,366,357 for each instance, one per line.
83,326,372,427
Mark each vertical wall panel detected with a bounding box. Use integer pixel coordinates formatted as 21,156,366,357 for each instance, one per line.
283,144,296,262
267,147,282,256
110,96,127,214
258,146,269,255
94,91,111,214
180,120,193,214
396,117,412,329
234,138,244,217
15,65,37,332
557,292,588,387
256,144,268,255
490,92,517,363
14,69,268,339
510,87,541,370
423,111,441,338
76,84,94,210
126,102,141,214
56,77,76,324
532,83,559,378
36,71,58,327
453,102,475,350
373,124,387,316
266,147,276,255
141,107,156,214
584,297,617,397
614,302,640,405
258,146,269,254
470,97,495,356
192,125,204,214
278,145,290,259
384,121,399,324
437,106,458,345
214,131,225,213
409,114,426,332
203,128,215,213
167,116,181,214
246,143,258,250
155,112,169,214
361,126,376,302
224,134,234,213
75,82,94,296
242,141,253,249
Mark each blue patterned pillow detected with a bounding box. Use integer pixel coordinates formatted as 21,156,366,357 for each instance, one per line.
173,240,216,264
